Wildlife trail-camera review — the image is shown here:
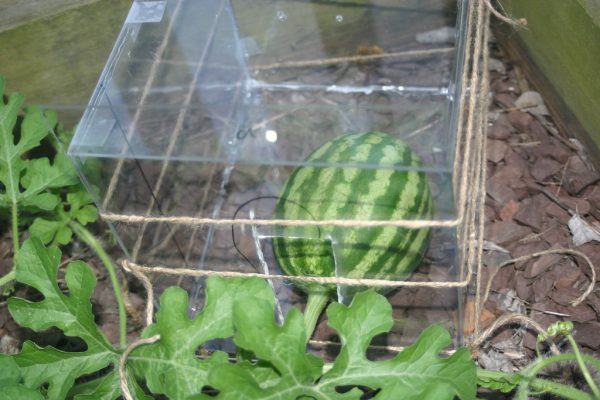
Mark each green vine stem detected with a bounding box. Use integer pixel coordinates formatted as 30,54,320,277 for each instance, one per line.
0,202,21,289
303,292,329,339
478,368,595,400
0,269,15,288
517,353,600,399
12,201,20,256
566,334,600,399
70,221,127,348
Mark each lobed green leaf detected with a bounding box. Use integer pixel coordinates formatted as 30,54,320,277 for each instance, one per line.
7,238,120,399
129,277,276,399
0,81,77,213
204,289,476,400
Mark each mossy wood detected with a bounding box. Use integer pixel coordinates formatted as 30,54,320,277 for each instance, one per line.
498,0,600,167
0,0,130,127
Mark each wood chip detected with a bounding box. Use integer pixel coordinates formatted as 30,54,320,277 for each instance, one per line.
573,322,600,349
514,196,546,231
531,157,563,181
532,271,555,301
487,139,509,163
550,287,583,306
553,261,584,290
563,168,600,195
499,199,520,221
507,110,533,133
463,301,496,335
485,221,532,245
514,271,533,302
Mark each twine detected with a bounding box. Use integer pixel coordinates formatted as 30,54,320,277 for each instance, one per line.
474,4,491,339
102,213,460,229
483,0,528,27
119,334,161,400
121,260,472,289
481,249,597,309
469,313,559,356
252,47,454,70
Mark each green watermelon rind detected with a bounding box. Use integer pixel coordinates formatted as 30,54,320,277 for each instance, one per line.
272,132,433,294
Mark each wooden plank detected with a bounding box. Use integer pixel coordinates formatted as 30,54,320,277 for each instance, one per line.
0,0,131,126
0,0,99,33
497,0,600,166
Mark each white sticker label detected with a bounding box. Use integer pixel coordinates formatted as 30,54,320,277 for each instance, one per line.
126,1,167,24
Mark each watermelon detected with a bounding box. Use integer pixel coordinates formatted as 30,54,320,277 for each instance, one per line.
273,132,433,301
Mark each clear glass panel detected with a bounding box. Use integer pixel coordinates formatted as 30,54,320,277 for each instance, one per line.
69,0,469,346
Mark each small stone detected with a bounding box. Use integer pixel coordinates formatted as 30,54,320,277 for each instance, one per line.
0,335,19,355
491,79,519,94
515,91,549,116
488,58,507,74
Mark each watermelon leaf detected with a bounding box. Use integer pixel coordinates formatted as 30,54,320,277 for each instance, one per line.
201,289,476,400
129,277,277,399
29,187,99,246
0,355,45,400
7,238,121,399
0,78,78,212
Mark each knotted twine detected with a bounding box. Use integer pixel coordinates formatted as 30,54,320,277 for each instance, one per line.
105,1,595,398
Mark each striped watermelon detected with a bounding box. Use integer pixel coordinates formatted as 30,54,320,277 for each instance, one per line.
273,131,432,296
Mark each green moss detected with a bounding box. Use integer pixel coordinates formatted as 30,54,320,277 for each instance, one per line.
0,0,130,125
500,0,600,151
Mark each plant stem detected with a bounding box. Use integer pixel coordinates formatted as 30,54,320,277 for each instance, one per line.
0,202,20,290
11,201,20,256
477,368,595,400
566,334,600,399
304,292,330,339
0,269,15,288
70,221,127,348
